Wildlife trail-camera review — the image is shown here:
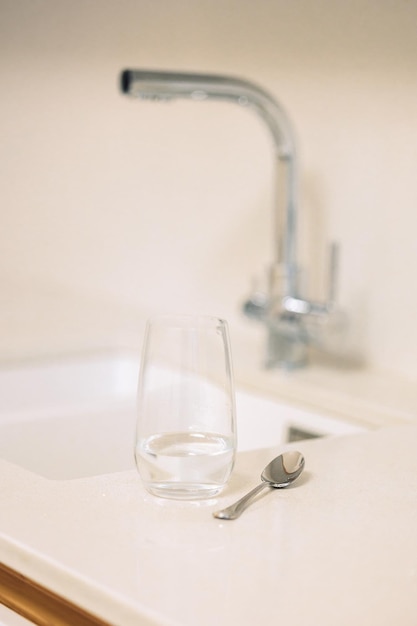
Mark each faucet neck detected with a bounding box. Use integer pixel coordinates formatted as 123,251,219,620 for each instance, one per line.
121,69,299,295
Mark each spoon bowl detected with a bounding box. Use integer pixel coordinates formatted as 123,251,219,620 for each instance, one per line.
213,450,305,520
262,450,305,486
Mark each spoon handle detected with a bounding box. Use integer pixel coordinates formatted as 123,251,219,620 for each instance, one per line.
213,482,269,520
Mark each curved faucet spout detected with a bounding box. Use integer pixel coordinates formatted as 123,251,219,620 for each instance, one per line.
121,70,295,156
121,69,299,296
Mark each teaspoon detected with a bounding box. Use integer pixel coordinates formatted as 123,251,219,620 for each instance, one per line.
213,450,305,520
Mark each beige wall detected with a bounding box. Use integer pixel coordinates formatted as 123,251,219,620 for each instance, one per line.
1,0,417,378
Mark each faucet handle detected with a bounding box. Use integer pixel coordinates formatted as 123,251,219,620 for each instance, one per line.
243,242,341,330
294,241,346,345
280,241,340,317
242,291,268,320
327,241,339,306
242,274,269,320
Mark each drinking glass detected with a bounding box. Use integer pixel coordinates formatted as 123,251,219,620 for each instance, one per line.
135,315,236,499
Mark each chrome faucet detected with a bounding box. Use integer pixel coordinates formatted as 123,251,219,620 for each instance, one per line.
120,69,338,369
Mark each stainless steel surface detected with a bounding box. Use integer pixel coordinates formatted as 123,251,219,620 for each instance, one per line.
213,450,305,520
120,69,341,369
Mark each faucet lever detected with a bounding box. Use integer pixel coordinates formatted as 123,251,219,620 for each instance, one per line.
280,242,340,318
327,241,339,306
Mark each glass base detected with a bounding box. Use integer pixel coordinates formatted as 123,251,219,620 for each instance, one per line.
145,482,224,500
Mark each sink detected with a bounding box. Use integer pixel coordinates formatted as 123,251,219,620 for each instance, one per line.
0,352,364,480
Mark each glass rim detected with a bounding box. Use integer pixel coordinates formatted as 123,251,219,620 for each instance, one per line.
146,314,228,329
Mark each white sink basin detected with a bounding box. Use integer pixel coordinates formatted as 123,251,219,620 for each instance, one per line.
0,352,364,480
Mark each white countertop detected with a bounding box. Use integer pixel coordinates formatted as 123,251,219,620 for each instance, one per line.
2,423,417,626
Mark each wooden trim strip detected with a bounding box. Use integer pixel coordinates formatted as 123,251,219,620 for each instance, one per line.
0,561,112,626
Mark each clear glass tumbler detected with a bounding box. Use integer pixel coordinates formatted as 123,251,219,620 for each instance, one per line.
135,315,236,499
